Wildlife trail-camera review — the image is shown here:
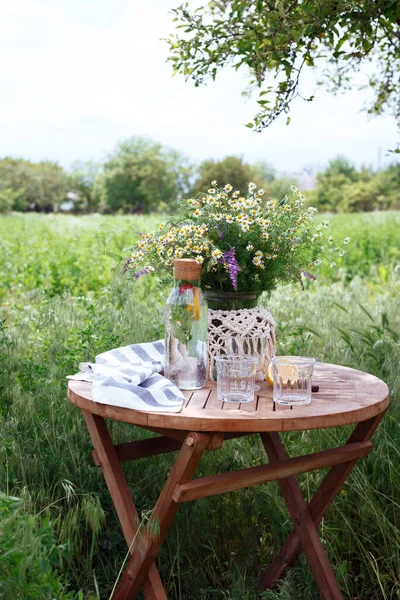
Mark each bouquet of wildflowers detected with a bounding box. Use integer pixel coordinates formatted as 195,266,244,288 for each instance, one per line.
125,182,349,294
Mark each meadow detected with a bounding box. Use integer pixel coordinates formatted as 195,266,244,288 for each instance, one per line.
0,212,399,600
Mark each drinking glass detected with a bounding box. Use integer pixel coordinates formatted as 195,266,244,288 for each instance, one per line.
215,354,258,403
225,333,270,390
272,356,315,406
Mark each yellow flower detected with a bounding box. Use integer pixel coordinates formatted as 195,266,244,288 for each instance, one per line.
252,256,264,269
212,249,223,259
195,256,204,264
224,183,233,192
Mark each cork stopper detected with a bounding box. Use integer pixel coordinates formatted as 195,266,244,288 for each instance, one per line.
173,258,202,281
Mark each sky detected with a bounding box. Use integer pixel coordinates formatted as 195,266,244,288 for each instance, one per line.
0,0,398,174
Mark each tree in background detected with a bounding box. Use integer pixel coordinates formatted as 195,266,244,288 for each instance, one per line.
308,156,360,211
33,162,70,212
0,158,37,211
190,155,298,201
69,161,103,212
167,1,400,141
251,160,276,184
98,137,192,213
0,158,69,212
0,187,20,213
1,149,397,214
252,159,297,199
308,156,400,212
343,164,400,211
190,155,266,196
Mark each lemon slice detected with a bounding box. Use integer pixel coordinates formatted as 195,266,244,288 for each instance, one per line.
266,361,298,386
193,286,200,320
186,287,200,320
266,362,274,386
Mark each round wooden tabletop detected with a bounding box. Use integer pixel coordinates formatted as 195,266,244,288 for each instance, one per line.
67,362,390,432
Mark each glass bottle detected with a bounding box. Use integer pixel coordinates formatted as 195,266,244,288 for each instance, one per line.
165,259,208,390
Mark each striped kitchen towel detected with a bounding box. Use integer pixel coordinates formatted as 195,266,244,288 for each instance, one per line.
67,340,184,413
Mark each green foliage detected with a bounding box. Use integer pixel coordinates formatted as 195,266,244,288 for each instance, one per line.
1,150,398,215
190,157,296,205
308,156,400,212
0,493,75,599
316,211,400,283
0,187,19,213
0,213,399,598
169,302,195,345
126,184,344,294
266,176,297,202
167,0,400,135
0,158,70,212
69,161,103,213
99,136,192,213
190,155,266,197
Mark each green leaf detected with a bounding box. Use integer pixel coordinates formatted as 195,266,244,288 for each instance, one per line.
277,2,285,17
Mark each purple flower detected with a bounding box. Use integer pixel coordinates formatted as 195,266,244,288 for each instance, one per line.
123,258,133,274
302,270,317,281
297,270,317,291
296,273,305,291
134,268,149,279
219,248,241,290
215,224,224,239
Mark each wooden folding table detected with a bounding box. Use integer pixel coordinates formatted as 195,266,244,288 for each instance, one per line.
67,362,390,600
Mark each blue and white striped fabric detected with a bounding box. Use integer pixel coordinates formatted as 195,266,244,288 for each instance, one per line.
67,340,184,413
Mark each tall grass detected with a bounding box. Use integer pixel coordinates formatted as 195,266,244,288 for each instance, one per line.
0,213,399,599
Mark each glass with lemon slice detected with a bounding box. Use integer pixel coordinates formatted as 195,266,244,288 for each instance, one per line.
271,356,315,406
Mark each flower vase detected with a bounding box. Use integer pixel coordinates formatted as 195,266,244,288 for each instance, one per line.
204,290,260,310
204,290,276,382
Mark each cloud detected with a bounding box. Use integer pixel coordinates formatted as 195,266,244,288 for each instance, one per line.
0,0,398,171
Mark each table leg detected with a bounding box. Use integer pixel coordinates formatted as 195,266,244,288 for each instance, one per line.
82,411,166,600
261,431,345,600
113,431,210,600
261,412,387,591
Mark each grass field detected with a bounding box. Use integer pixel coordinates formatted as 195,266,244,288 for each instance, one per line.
0,212,399,600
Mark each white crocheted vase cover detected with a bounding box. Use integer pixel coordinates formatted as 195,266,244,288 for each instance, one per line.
207,306,276,381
